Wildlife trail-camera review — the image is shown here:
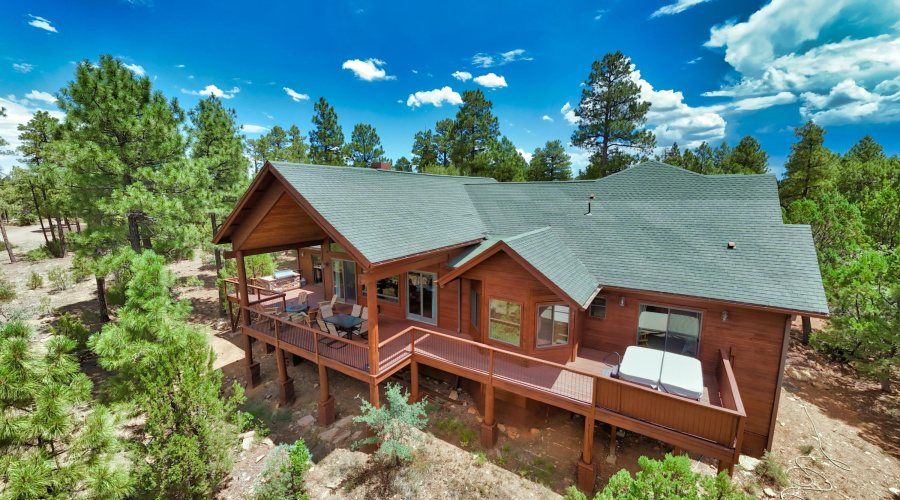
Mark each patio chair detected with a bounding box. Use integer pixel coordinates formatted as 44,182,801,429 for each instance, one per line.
361,306,368,320
315,317,345,349
317,294,339,309
296,290,311,307
351,304,363,317
291,312,311,327
354,320,368,341
319,304,334,319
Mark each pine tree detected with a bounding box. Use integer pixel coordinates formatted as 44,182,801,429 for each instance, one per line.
89,250,245,497
485,137,527,182
285,125,308,163
245,137,269,173
53,55,210,321
450,90,499,176
526,140,572,181
0,109,15,263
262,126,290,161
728,136,769,174
411,129,438,171
394,156,413,172
309,97,345,166
661,142,683,167
348,123,385,168
17,110,68,256
0,320,132,499
780,120,837,204
434,118,455,168
572,51,655,179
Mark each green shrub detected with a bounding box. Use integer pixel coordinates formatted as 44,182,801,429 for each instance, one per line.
0,240,13,251
43,239,62,257
72,255,92,282
38,296,53,316
0,273,15,304
564,454,750,500
253,439,312,500
27,271,43,290
352,382,429,466
756,450,789,487
25,246,53,262
48,266,72,291
50,312,91,353
475,451,487,466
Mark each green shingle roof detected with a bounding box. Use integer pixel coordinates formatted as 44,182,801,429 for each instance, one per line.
268,160,828,316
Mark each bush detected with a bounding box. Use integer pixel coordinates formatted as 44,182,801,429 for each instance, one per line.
0,240,13,251
254,439,312,500
26,270,43,289
50,312,92,353
755,450,789,487
43,239,62,257
352,382,429,466
564,454,750,500
0,273,16,304
25,246,53,262
72,255,92,282
48,266,72,291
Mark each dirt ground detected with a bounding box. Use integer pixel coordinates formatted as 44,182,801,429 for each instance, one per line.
2,223,899,499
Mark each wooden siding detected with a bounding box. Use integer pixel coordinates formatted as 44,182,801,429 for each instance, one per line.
239,191,327,251
579,288,788,457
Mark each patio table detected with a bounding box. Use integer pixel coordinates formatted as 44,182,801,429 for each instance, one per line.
323,313,364,337
286,304,309,313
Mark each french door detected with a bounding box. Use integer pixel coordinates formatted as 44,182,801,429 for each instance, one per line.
406,271,437,325
332,259,357,304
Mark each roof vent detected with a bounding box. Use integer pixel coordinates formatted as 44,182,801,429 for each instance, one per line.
727,241,737,249
584,194,595,216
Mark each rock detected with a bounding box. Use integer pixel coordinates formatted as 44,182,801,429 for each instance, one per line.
351,430,362,441
616,429,626,438
468,408,477,415
239,430,256,440
462,401,468,407
262,437,275,448
605,454,617,464
334,430,351,443
319,427,342,442
298,415,315,427
255,454,265,463
739,455,761,470
215,318,230,331
888,487,900,498
498,424,507,432
449,390,459,400
763,487,776,498
476,416,483,423
241,436,254,450
334,415,355,429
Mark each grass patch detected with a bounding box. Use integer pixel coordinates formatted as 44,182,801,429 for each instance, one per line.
799,444,814,455
755,450,790,487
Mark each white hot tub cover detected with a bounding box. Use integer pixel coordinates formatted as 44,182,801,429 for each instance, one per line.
659,352,704,400
618,346,664,389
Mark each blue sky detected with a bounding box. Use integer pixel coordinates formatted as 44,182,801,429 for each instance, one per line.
3,0,900,176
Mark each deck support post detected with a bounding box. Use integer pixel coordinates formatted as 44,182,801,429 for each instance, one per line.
577,416,596,494
236,250,260,388
716,459,734,476
364,382,380,453
367,289,379,375
480,384,498,449
275,347,295,405
317,364,335,426
409,360,420,404
608,425,617,460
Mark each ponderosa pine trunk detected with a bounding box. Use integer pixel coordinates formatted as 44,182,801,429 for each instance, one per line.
27,182,50,244
801,316,812,345
55,217,67,257
211,213,224,316
74,217,81,233
127,215,141,253
1,217,15,263
96,275,110,322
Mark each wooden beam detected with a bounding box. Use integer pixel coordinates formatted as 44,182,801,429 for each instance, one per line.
224,240,324,259
231,183,286,250
361,251,452,284
766,315,793,453
367,285,379,375
212,165,274,245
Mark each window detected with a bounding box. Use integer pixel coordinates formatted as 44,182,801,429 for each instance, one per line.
362,275,400,303
637,305,702,357
329,242,345,253
589,296,607,319
311,254,324,286
537,304,570,347
489,299,521,346
470,286,480,329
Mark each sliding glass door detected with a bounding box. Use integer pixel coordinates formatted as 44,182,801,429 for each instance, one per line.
332,259,357,304
406,271,437,324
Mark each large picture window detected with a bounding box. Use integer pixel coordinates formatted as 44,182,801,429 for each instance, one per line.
311,254,324,286
536,304,570,347
489,299,521,346
362,275,400,303
637,305,702,357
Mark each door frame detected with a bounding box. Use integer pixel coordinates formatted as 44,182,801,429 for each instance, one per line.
406,270,438,325
332,258,357,304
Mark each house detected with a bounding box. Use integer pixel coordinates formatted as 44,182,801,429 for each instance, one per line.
212,160,828,493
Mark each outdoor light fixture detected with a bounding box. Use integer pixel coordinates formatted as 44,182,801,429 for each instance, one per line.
722,310,729,322
619,296,626,307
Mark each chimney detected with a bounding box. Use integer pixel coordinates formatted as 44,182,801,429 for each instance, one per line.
370,161,392,170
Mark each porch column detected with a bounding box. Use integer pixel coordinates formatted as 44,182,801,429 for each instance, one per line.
275,347,295,405
608,425,617,461
577,416,596,494
367,284,379,374
409,360,420,404
480,383,498,449
236,250,261,388
317,364,335,426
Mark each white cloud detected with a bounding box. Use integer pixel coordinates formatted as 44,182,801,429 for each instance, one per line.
13,63,33,73
473,73,507,89
650,0,713,18
733,91,796,111
411,69,418,74
341,58,396,81
632,70,727,148
452,71,472,82
175,64,185,68
517,149,533,163
181,85,240,99
188,75,194,79
27,15,57,33
0,95,65,173
687,57,702,65
242,124,269,133
560,102,579,124
24,90,56,103
283,87,309,102
542,115,554,122
702,0,900,125
472,49,532,68
406,87,463,107
124,63,145,76
800,78,900,125
594,10,606,20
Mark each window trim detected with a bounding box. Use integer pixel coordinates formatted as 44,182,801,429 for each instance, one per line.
488,297,523,347
589,295,607,319
361,274,401,304
470,286,480,331
535,302,571,348
636,302,704,357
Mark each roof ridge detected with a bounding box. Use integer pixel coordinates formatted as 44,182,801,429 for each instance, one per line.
269,161,496,181
501,226,552,242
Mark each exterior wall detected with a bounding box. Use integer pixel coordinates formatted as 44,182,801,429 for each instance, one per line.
459,252,576,364
579,288,789,457
297,246,321,285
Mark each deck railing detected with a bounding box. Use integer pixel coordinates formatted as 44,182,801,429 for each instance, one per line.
225,277,286,307
238,310,745,456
